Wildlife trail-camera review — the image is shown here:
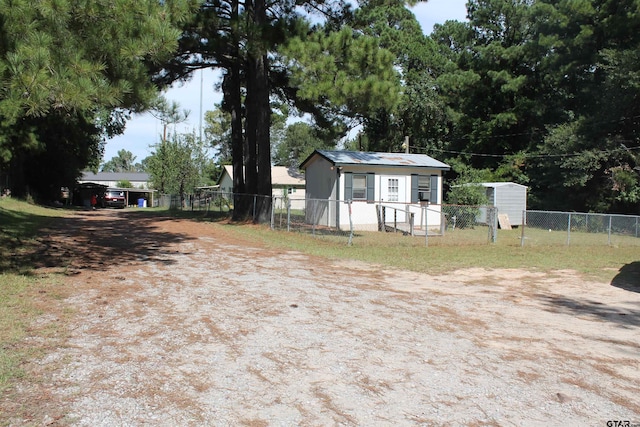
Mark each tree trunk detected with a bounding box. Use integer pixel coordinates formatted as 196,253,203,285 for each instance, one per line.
254,51,272,223
246,0,271,223
244,54,259,198
226,0,249,221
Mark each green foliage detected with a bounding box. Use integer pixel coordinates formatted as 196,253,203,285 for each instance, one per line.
444,158,491,206
0,0,195,198
273,122,331,168
146,131,214,201
349,0,453,152
102,150,139,173
427,0,640,214
116,180,133,189
280,26,401,130
204,107,232,164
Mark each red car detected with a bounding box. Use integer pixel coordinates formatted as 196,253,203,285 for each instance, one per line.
103,189,126,208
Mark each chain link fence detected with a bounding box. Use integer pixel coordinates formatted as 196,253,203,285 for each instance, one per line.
160,192,502,246
272,198,499,246
272,196,354,244
442,204,499,244
522,210,640,246
159,193,639,247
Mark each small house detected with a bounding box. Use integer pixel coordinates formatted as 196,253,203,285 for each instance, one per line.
78,172,155,207
300,150,450,231
217,165,306,208
79,172,151,189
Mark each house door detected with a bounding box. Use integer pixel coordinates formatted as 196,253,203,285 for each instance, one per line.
380,176,407,221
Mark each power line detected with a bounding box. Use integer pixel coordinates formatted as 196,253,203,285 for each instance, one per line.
412,143,640,160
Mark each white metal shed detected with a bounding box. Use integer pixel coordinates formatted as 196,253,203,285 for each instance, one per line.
481,182,528,226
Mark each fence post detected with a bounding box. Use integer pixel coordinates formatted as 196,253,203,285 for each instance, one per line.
312,199,317,236
382,206,386,232
287,198,291,232
567,213,571,245
410,212,415,236
270,196,275,229
347,199,354,246
253,195,257,221
608,215,612,246
424,206,428,247
394,209,397,233
520,210,526,247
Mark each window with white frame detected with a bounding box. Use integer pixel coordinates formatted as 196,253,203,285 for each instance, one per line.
388,178,399,201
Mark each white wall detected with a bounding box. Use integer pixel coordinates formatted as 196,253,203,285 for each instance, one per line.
493,184,527,226
335,165,444,231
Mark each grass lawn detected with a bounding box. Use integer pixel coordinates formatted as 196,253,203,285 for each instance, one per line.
0,198,69,392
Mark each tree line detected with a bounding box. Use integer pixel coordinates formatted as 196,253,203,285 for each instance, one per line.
1,0,639,217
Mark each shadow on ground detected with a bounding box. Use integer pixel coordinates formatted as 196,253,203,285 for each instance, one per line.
611,262,640,293
537,294,640,328
4,209,200,275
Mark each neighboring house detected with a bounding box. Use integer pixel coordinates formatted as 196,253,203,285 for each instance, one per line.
478,182,528,226
79,172,151,189
78,171,155,207
300,150,450,231
217,165,306,208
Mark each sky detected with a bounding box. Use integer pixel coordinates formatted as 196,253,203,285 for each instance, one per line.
103,0,468,164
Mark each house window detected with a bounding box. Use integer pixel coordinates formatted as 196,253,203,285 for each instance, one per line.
418,176,430,201
352,175,367,200
345,172,374,201
287,187,293,195
388,178,399,201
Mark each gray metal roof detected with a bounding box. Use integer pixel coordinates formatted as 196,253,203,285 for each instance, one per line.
301,150,450,170
81,172,150,182
479,182,528,189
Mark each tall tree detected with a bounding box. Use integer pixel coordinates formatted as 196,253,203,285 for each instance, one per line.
273,122,330,168
160,0,402,220
279,25,402,142
350,0,451,152
102,150,138,173
146,131,213,205
0,0,194,200
527,0,640,212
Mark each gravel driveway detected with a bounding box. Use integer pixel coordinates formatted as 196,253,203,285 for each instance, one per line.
3,210,639,426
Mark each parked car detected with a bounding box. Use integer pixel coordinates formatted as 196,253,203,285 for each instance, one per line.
103,189,126,208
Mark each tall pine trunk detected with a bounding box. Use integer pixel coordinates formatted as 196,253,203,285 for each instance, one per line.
245,0,271,223
226,0,249,220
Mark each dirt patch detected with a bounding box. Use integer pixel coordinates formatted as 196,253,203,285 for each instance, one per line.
2,209,639,425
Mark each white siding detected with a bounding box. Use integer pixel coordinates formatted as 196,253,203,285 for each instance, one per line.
482,182,527,225
336,165,444,231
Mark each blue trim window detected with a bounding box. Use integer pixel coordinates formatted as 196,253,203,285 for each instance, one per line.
418,175,430,201
352,175,367,200
345,172,375,201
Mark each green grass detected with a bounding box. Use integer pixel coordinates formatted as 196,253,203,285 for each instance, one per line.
215,220,640,283
156,204,637,283
0,197,68,392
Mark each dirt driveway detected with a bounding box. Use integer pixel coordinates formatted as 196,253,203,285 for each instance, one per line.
2,209,639,426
